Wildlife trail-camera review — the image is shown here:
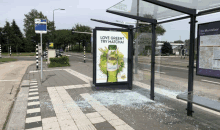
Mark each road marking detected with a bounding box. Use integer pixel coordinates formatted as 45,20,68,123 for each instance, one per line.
201,79,220,85
143,69,166,74
25,116,41,123
29,69,64,73
27,108,41,114
28,96,39,100
29,92,39,95
29,89,38,92
0,80,19,82
28,101,40,106
142,63,190,70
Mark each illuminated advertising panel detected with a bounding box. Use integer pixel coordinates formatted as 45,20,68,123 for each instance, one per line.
96,30,129,83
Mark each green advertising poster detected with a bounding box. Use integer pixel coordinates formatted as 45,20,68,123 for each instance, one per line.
96,30,128,83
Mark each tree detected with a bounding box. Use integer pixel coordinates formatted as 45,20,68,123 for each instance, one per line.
23,9,54,52
161,42,173,54
11,19,24,53
138,14,166,36
133,14,166,54
174,40,184,43
54,29,72,50
1,21,13,53
72,23,92,52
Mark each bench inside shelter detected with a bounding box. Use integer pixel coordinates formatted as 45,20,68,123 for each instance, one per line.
177,93,220,112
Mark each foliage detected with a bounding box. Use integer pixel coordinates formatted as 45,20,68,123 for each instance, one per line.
48,56,70,67
161,42,173,54
174,40,184,43
23,9,54,51
72,23,92,51
138,14,166,36
98,47,125,75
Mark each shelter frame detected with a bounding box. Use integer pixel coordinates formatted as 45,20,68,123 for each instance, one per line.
106,0,220,116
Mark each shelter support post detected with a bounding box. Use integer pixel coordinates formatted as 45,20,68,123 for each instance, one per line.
150,23,156,100
187,14,196,116
128,26,134,90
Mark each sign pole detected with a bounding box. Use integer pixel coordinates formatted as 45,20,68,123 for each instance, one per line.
41,33,43,81
84,45,86,63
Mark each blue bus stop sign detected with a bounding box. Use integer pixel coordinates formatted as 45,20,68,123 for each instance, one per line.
35,19,47,34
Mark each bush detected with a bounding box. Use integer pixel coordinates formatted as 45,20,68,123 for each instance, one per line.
48,56,70,68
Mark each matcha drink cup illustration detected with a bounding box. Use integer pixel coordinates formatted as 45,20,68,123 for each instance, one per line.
107,45,118,82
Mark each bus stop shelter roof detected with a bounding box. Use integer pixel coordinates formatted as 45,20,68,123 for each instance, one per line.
107,0,220,23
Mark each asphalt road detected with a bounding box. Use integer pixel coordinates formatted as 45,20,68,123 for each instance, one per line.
65,52,220,85
3,53,219,85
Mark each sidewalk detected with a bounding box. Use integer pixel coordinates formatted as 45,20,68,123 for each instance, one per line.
6,61,220,130
0,61,35,130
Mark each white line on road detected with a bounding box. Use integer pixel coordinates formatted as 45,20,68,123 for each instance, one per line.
201,79,220,85
142,63,190,71
0,80,19,82
143,69,166,74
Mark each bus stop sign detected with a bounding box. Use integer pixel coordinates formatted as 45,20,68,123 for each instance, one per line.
35,19,47,34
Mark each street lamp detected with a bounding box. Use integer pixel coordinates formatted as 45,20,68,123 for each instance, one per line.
53,8,65,50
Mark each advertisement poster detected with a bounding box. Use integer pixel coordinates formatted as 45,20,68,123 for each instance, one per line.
96,30,128,83
197,21,220,78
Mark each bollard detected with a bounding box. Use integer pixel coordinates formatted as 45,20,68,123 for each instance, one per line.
36,44,38,69
84,46,86,63
0,44,1,58
10,46,11,56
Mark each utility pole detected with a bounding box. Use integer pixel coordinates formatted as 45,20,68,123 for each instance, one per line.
135,0,139,74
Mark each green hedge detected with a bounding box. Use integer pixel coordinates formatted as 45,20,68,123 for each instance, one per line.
48,56,70,68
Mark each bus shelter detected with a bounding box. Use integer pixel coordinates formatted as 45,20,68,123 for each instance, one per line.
104,0,220,116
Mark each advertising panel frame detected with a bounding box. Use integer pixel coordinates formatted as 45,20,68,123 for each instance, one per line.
196,20,220,79
93,27,133,89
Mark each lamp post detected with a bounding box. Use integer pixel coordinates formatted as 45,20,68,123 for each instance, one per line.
53,8,65,52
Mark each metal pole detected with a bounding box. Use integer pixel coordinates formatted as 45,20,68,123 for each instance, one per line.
41,33,43,81
91,34,93,54
135,0,139,74
36,44,38,69
187,15,196,116
10,46,11,56
0,44,1,58
84,45,86,63
53,10,54,50
150,23,156,100
7,36,9,56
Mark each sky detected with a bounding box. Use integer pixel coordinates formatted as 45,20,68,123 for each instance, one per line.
1,0,220,42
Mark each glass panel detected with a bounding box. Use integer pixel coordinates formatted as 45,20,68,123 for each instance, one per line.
107,0,220,21
107,0,185,20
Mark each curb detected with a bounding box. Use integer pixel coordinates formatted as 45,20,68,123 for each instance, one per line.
4,63,33,130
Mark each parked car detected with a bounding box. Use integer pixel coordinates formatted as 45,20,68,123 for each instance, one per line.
56,51,62,57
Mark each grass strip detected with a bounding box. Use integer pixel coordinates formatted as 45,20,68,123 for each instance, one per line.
0,58,17,62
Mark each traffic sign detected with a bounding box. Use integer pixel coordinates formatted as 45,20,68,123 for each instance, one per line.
35,18,47,34
49,43,54,48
